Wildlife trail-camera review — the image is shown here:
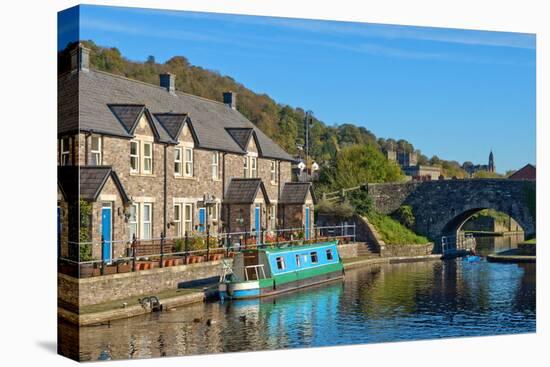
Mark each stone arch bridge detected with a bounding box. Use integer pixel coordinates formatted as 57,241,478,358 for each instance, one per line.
366,179,536,241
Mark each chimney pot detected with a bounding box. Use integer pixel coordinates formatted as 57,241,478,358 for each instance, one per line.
223,91,237,109
70,43,90,73
159,73,176,93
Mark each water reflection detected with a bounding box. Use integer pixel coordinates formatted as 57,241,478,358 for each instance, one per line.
62,256,535,361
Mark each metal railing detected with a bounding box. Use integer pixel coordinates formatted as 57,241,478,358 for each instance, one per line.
58,224,356,278
441,233,477,255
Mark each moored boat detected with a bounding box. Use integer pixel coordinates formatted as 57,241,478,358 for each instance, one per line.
219,240,344,300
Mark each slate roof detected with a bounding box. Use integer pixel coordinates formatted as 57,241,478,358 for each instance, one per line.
224,178,270,204
58,166,130,203
226,128,254,151
108,104,145,133
153,113,189,140
58,69,295,161
280,182,314,204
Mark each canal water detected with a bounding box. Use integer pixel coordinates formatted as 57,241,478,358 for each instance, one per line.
62,236,535,361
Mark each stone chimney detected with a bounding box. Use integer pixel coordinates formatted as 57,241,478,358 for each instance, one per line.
159,73,175,93
223,91,237,109
70,43,90,73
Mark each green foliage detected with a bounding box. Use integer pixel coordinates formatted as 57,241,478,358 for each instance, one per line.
174,238,184,253
392,205,415,229
79,199,94,261
316,199,355,218
318,144,405,191
367,212,429,245
473,170,503,178
348,188,373,216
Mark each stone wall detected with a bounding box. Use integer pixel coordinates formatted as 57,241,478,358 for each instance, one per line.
58,259,233,308
337,243,360,259
380,243,435,257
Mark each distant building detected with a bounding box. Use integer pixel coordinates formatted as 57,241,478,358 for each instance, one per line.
385,149,417,168
508,164,536,180
463,150,496,177
402,165,442,181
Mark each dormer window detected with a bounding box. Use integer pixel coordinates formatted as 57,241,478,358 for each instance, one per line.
130,141,139,173
90,136,102,165
60,137,70,166
143,142,153,174
250,157,258,178
243,156,249,177
184,147,193,177
174,147,183,176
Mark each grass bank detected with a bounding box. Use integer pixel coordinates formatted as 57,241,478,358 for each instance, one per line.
367,212,429,245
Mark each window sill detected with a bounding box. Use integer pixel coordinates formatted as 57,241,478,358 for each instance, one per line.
130,172,156,178
175,175,197,180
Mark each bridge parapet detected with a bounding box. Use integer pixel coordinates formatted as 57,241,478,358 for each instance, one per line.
366,179,535,240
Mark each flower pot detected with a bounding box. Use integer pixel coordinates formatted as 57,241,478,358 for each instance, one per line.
173,258,183,266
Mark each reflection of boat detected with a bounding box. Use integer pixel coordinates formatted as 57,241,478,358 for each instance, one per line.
219,241,344,300
463,255,481,262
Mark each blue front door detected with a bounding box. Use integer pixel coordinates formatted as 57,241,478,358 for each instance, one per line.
198,207,206,232
255,205,261,244
101,206,112,263
305,206,311,240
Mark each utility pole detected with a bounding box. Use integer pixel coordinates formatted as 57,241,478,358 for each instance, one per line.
304,111,313,180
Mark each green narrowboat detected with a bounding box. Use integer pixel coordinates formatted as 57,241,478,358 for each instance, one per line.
219,240,344,300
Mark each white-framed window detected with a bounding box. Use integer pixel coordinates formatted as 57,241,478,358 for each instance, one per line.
128,203,139,241
184,148,193,177
173,204,182,237
130,141,139,173
211,152,220,180
183,203,193,234
91,136,102,165
243,157,249,178
295,254,301,267
326,249,334,261
174,147,183,176
310,251,318,264
143,142,153,174
270,160,278,182
250,157,258,178
60,137,70,166
142,203,152,240
269,205,277,229
276,256,285,270
208,203,219,221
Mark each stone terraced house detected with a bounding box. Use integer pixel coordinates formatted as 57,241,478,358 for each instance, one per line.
57,45,314,261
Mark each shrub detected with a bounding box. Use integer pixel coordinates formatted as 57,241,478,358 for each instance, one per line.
393,205,415,229
316,199,354,218
79,200,94,262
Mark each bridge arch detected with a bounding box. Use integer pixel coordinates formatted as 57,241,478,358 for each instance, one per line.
366,179,535,241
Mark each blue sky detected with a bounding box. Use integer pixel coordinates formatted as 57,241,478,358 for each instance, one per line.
59,5,536,173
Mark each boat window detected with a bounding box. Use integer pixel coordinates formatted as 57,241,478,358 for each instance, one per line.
295,254,301,267
276,256,285,270
326,249,334,261
310,251,318,264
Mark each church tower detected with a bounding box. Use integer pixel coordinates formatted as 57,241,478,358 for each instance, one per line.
488,150,495,172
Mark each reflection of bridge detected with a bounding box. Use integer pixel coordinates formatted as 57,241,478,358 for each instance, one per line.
366,179,536,241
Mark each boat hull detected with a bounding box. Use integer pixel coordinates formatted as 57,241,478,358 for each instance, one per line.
224,270,343,300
